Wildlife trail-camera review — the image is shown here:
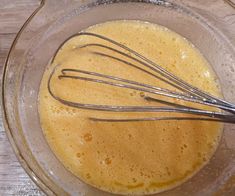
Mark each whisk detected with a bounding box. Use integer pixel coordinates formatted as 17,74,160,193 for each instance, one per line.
48,32,235,123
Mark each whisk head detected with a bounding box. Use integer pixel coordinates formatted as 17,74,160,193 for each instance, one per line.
47,32,235,123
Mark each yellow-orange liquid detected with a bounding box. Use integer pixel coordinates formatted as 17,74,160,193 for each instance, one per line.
39,20,222,195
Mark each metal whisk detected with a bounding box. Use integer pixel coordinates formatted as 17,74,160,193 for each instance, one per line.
48,32,235,123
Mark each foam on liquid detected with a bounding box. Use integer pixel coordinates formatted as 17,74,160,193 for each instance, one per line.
39,20,223,195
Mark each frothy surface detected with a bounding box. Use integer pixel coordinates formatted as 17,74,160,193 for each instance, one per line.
39,20,222,195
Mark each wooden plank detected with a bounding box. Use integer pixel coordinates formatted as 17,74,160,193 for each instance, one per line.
0,0,40,8
0,0,41,34
0,34,16,71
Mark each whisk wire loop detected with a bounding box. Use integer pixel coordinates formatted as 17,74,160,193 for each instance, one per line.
48,32,235,123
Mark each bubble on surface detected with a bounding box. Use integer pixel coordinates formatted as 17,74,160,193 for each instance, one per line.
86,173,91,179
83,133,92,142
207,142,213,149
139,92,145,97
197,152,202,158
132,178,137,183
65,108,70,112
202,157,207,162
105,157,112,165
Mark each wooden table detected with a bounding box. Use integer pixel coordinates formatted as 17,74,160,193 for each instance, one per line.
0,0,234,195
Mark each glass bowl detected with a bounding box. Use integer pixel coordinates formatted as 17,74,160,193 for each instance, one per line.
2,0,235,195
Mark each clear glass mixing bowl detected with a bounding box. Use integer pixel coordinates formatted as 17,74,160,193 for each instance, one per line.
2,0,235,195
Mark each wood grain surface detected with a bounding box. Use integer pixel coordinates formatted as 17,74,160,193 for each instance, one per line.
0,0,234,195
